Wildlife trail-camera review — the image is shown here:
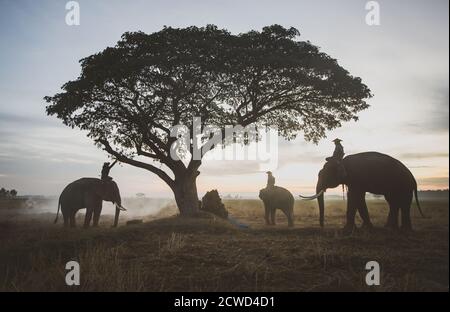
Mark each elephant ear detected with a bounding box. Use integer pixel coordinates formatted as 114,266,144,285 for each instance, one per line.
324,158,346,182
337,164,347,181
258,189,265,199
97,178,112,197
328,159,347,182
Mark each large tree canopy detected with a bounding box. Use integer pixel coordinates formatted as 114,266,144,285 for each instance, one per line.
45,25,371,215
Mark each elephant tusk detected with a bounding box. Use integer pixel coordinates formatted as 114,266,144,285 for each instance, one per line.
116,204,127,211
298,190,325,200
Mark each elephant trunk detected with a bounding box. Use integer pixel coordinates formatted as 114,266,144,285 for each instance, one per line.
316,180,325,228
298,179,326,227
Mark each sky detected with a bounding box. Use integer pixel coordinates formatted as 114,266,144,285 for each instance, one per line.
0,0,448,198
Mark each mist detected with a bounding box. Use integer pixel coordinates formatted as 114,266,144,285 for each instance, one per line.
0,196,174,220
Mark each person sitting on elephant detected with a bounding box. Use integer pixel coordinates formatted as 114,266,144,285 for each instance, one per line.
326,138,345,161
101,162,111,180
266,171,275,189
326,138,347,181
101,160,117,180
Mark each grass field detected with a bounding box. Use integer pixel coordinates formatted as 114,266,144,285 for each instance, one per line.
0,196,448,292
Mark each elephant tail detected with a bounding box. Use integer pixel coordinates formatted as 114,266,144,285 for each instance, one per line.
54,198,61,224
414,185,428,218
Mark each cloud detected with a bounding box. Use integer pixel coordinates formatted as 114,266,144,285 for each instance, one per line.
406,85,449,133
418,176,449,188
0,111,55,127
426,87,449,132
0,109,102,168
278,152,324,167
400,152,449,160
201,160,260,176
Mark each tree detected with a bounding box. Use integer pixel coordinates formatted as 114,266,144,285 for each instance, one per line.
45,25,371,216
10,189,17,197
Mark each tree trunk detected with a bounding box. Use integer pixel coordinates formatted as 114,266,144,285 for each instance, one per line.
173,174,200,216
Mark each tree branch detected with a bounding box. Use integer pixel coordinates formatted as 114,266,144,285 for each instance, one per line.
98,138,176,189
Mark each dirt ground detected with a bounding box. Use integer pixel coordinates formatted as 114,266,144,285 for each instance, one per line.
0,197,448,291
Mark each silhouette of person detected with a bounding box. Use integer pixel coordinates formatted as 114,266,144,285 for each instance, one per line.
101,162,111,180
326,139,347,185
266,171,275,189
101,160,117,180
332,138,344,160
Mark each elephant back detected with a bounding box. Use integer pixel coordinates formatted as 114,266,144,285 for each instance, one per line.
60,178,103,206
343,152,417,191
260,186,294,205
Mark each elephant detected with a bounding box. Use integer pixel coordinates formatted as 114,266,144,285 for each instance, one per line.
54,177,126,228
259,186,294,227
299,152,426,234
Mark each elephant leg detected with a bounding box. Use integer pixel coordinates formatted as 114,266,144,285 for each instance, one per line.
400,206,412,231
70,213,76,227
270,209,276,225
285,209,294,227
84,208,94,228
386,206,400,229
343,190,362,234
386,206,399,230
385,195,399,229
357,194,373,229
93,202,103,227
264,206,270,225
400,193,413,231
62,210,69,227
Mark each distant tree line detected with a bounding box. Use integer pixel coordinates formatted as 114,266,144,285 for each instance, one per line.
0,188,18,199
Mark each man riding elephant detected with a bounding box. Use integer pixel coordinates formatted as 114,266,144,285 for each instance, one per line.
55,160,126,228
259,172,294,227
259,186,294,227
327,138,345,161
299,151,427,234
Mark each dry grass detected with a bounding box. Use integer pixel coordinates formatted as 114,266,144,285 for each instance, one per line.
0,197,448,292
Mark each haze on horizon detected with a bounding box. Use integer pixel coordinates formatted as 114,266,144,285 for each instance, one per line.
0,0,448,198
